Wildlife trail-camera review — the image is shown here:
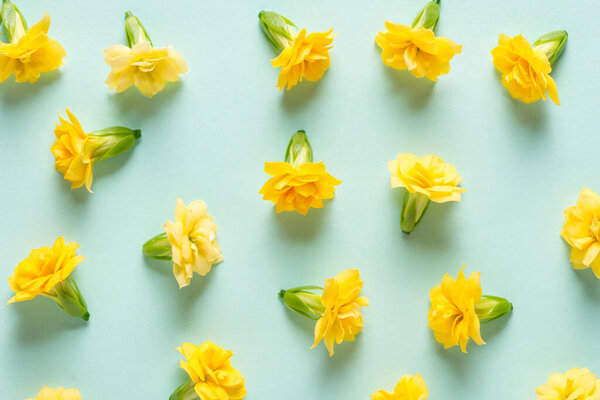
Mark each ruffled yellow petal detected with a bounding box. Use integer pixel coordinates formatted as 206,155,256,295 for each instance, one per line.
372,374,429,400
535,367,600,400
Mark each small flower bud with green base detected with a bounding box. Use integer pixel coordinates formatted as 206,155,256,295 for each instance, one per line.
411,0,441,31
142,232,172,261
401,191,431,234
1,0,28,42
475,295,513,323
258,10,297,52
124,10,152,47
85,127,141,161
44,278,90,321
533,30,568,65
279,286,325,320
169,379,199,400
285,130,313,169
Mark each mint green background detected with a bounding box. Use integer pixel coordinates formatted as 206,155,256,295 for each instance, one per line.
1,0,599,399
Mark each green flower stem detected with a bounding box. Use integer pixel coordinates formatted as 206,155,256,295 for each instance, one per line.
285,130,313,169
258,10,296,52
169,379,199,400
400,191,431,234
475,295,513,324
87,127,141,161
142,232,172,261
44,278,90,321
1,0,28,43
279,286,325,320
124,10,152,47
533,30,568,65
411,1,441,31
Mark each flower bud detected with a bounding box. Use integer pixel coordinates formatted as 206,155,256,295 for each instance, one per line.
401,192,431,234
85,127,141,161
1,0,28,42
142,232,172,261
124,10,152,47
258,10,297,52
475,295,513,323
284,130,313,169
533,30,568,65
169,380,199,400
411,0,440,31
279,286,324,320
45,278,90,321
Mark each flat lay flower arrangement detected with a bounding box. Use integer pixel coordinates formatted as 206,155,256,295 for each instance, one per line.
1,0,599,399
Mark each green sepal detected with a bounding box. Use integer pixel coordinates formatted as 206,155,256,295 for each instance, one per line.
533,30,568,65
142,232,172,261
86,127,141,161
279,286,325,320
124,10,152,47
400,191,430,234
44,278,90,321
258,10,296,52
475,295,513,324
1,0,28,43
169,379,199,400
411,0,440,31
284,130,313,168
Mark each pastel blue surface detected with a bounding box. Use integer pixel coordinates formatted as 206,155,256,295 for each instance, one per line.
2,0,600,399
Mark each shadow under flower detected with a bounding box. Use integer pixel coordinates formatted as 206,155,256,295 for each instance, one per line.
380,60,435,109
0,70,62,106
280,78,325,112
573,266,600,301
108,81,183,117
272,205,329,241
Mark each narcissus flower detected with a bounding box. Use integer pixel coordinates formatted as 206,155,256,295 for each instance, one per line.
280,268,369,356
51,109,141,192
0,1,66,83
259,10,334,90
491,31,567,105
143,197,223,288
170,341,246,400
428,266,512,353
26,386,81,400
103,11,188,98
259,130,341,215
388,153,465,233
375,1,461,81
560,188,600,279
372,374,429,400
7,237,90,321
535,367,600,400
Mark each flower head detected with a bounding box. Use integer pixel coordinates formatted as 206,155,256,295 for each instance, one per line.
491,33,560,104
312,269,369,356
535,367,600,400
163,198,223,288
177,341,246,400
0,12,66,83
372,374,429,400
560,188,600,279
428,266,484,353
375,22,461,81
26,386,81,400
388,154,466,203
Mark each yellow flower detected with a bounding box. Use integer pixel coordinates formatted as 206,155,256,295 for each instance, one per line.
535,367,600,400
491,34,559,104
102,42,188,98
371,374,429,400
177,341,246,400
560,188,600,279
388,154,466,203
163,198,223,288
259,161,342,215
7,237,84,305
312,269,369,356
271,28,334,90
51,109,94,192
26,386,81,400
375,22,461,81
427,266,484,353
0,14,66,83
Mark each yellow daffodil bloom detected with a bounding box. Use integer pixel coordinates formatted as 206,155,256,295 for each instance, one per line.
535,367,600,400
26,387,81,400
372,374,429,400
176,341,246,400
491,34,559,104
375,22,461,81
0,13,66,83
388,153,466,203
163,198,223,288
560,188,600,279
428,266,484,353
312,269,369,356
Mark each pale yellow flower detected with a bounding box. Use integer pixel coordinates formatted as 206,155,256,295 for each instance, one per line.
560,188,600,279
312,269,369,356
103,42,188,98
375,22,461,81
427,266,484,353
163,198,223,288
491,34,559,105
271,28,334,90
26,386,81,400
388,154,466,203
372,374,429,400
0,14,66,83
536,367,600,400
177,341,246,400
